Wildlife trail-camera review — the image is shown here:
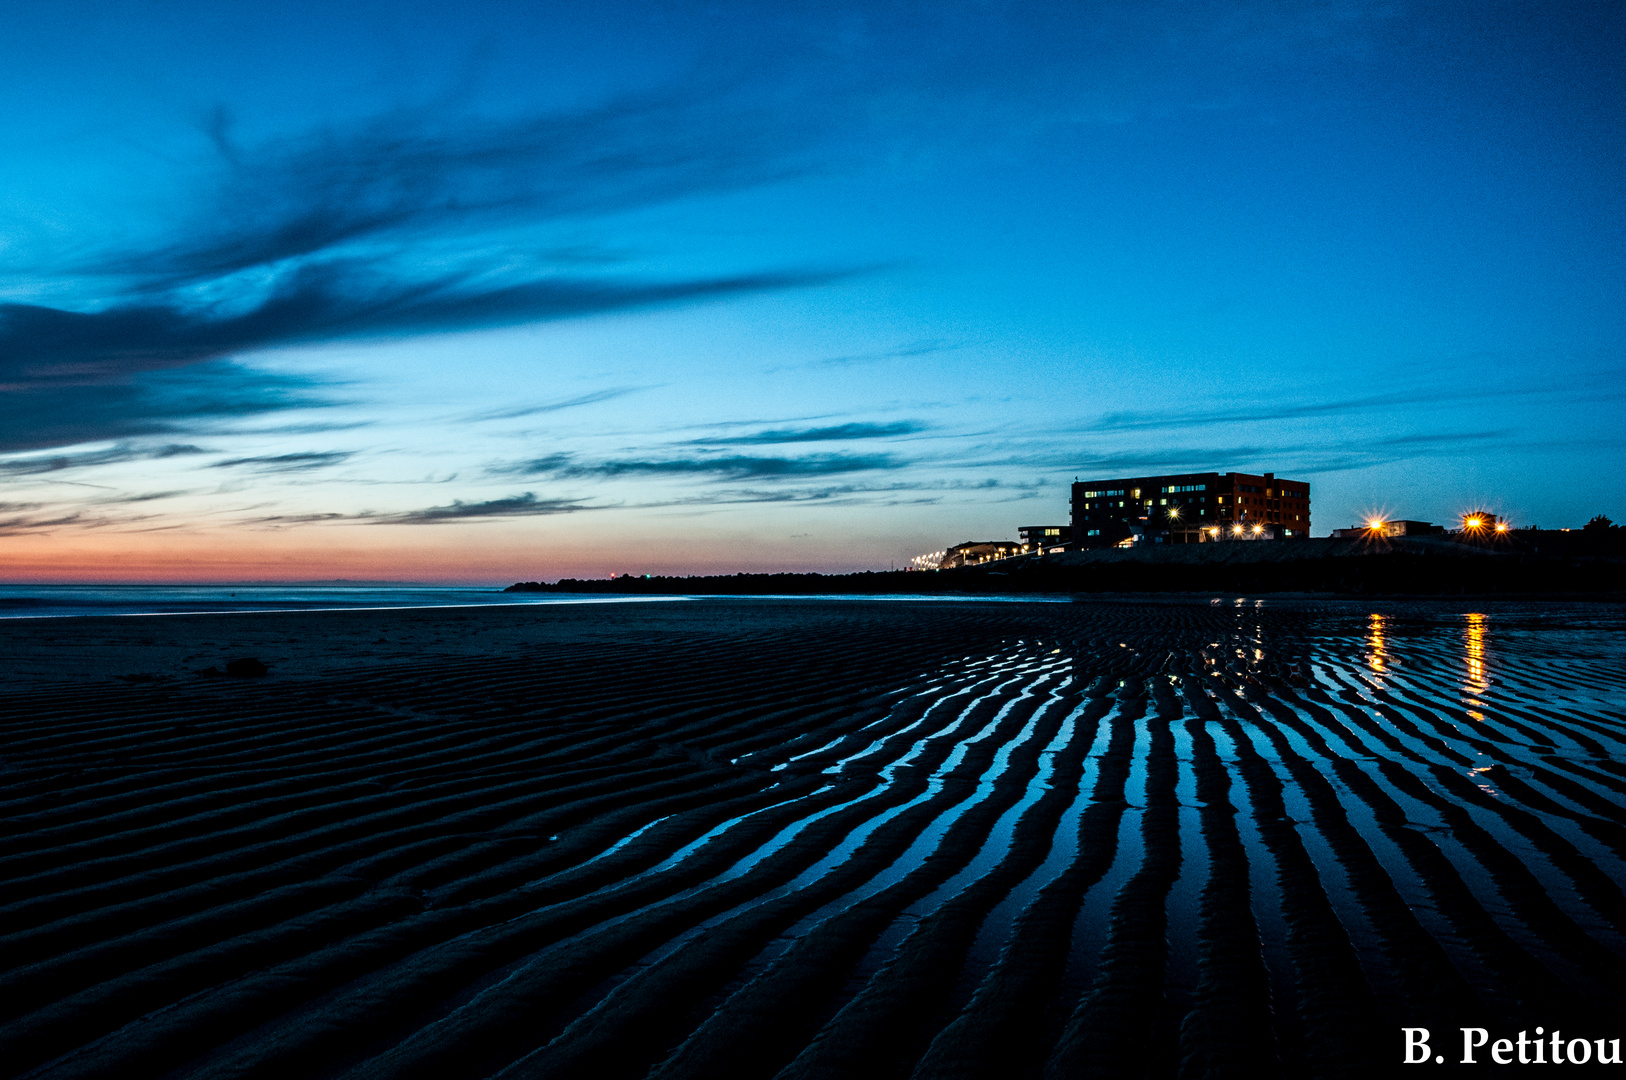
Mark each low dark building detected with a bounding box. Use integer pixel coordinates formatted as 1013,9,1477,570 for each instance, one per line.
1071,471,1311,548
1018,525,1071,552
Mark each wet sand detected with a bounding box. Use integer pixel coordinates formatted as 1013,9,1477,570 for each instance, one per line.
3,597,1625,1078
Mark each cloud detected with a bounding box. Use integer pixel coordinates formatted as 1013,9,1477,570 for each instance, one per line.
0,361,332,454
0,511,92,536
766,340,962,373
88,490,189,505
461,387,648,423
972,429,1513,478
85,89,828,289
0,505,173,535
2,79,880,454
0,442,207,476
637,475,1038,511
244,491,593,527
210,451,354,473
1084,372,1626,434
687,421,927,445
0,264,855,392
497,451,906,480
381,492,591,523
0,264,854,453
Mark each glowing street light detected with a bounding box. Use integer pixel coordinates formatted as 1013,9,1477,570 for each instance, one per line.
1494,522,1509,533
1251,523,1264,535
1464,515,1485,531
1232,524,1244,536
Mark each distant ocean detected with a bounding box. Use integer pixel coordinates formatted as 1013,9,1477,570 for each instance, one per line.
0,584,687,620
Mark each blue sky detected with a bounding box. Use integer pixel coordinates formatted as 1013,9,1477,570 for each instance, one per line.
1,0,1621,580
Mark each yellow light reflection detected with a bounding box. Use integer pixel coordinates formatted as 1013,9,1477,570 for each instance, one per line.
1367,613,1386,674
1465,612,1489,696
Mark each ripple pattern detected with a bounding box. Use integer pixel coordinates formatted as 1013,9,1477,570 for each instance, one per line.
2,599,1625,1079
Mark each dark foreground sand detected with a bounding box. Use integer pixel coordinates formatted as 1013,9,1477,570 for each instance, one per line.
3,597,1625,1078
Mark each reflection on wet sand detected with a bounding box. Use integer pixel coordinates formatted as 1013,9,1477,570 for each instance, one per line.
1465,611,1489,698
1367,612,1387,675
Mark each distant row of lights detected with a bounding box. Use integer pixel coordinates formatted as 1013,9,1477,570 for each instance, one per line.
1364,514,1509,534
1201,523,1268,536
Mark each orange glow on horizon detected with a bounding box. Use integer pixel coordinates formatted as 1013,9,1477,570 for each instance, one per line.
0,525,911,583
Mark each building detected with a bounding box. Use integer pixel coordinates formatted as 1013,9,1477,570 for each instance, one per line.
1329,519,1444,539
939,540,1022,568
1018,525,1071,552
1071,471,1311,548
1455,512,1506,536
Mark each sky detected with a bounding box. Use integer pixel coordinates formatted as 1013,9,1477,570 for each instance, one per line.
0,0,1622,582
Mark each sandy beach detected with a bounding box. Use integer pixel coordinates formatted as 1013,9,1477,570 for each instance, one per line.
3,596,1625,1078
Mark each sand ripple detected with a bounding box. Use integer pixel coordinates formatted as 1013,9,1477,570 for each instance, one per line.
2,598,1624,1078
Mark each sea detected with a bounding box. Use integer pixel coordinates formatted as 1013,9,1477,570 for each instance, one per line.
0,583,686,620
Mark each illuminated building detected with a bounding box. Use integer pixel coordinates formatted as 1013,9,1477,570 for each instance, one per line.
1018,525,1071,552
1329,519,1444,538
1457,512,1503,535
1070,471,1311,548
938,540,1022,568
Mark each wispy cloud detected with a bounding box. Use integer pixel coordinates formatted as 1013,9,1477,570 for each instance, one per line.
766,340,961,373
460,387,648,423
210,451,354,473
0,506,173,535
0,265,854,392
1084,370,1626,434
0,442,206,475
687,421,927,445
969,429,1514,478
83,90,827,289
640,475,1041,511
247,491,593,527
495,451,907,480
0,361,331,454
376,492,591,524
2,81,878,454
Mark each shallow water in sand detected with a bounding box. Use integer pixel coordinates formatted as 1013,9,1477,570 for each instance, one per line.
2,597,1624,1079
